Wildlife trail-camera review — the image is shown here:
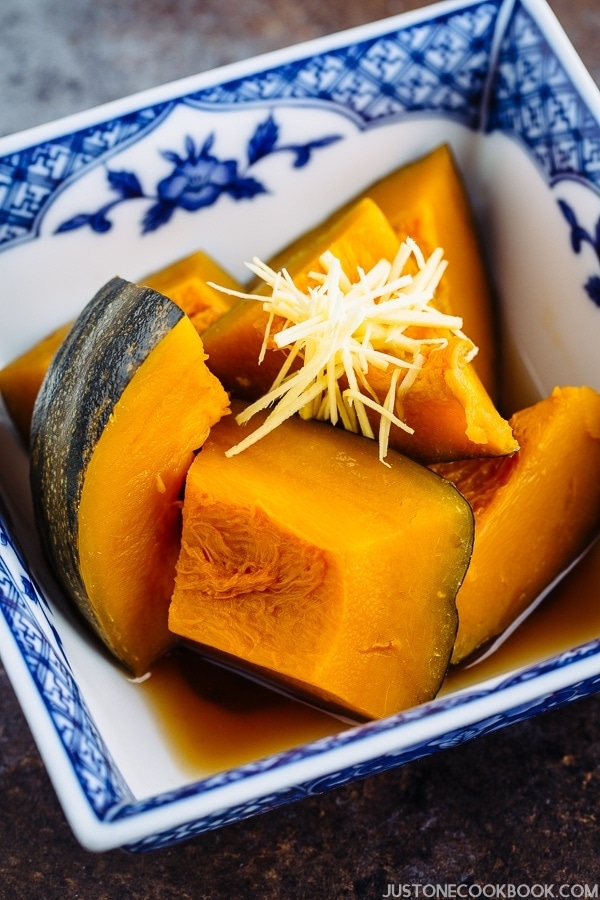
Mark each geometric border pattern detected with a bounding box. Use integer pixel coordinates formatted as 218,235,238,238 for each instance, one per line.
6,476,600,853
4,492,600,852
0,1,501,252
124,648,600,851
0,511,131,816
486,1,600,192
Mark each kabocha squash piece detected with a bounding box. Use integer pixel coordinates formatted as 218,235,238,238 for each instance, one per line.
142,249,242,333
30,277,230,674
263,145,498,397
0,251,240,445
169,402,475,720
432,386,600,664
360,145,498,399
202,197,517,464
202,197,401,399
340,333,516,463
0,322,72,443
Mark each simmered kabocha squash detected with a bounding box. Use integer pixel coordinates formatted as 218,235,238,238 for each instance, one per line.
0,250,241,444
202,197,401,401
30,277,230,674
168,402,475,720
261,145,498,398
432,386,600,664
141,249,243,333
0,322,72,443
358,145,498,400
202,197,517,464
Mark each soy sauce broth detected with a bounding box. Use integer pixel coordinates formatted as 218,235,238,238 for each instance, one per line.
139,539,600,778
442,538,600,693
139,648,346,776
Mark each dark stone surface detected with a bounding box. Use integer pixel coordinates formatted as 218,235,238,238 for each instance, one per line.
1,0,600,895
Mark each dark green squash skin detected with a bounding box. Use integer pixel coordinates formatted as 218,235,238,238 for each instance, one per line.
30,276,184,637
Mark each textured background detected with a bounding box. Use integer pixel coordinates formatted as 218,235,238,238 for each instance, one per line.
1,1,600,896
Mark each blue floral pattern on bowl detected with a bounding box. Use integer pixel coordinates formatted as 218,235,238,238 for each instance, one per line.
487,1,600,301
0,0,500,251
54,115,342,235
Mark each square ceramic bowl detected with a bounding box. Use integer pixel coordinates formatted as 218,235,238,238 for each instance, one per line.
1,0,600,853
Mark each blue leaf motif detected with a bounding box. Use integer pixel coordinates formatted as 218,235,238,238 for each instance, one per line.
248,114,279,165
142,201,176,233
90,211,113,233
584,275,600,308
55,213,97,234
226,176,268,200
571,225,587,254
55,210,112,234
55,114,342,237
186,134,198,160
290,145,312,169
200,133,216,157
107,169,144,199
21,577,37,602
161,150,183,165
557,198,578,228
558,197,600,308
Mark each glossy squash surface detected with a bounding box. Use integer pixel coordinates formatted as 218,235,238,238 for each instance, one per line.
362,334,516,462
169,402,474,720
0,252,240,444
202,197,401,399
433,385,600,663
263,145,498,398
0,322,72,443
30,277,230,674
360,145,498,398
202,198,516,463
142,249,242,333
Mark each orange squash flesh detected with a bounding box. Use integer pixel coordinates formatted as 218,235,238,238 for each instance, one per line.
202,197,516,463
360,145,498,399
168,403,474,720
363,334,516,462
76,315,230,674
0,322,72,443
432,385,600,664
141,249,242,333
30,279,230,675
202,197,401,400
0,251,241,445
263,145,498,399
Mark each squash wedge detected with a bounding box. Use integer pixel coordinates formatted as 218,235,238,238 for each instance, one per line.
202,197,517,463
169,401,474,720
0,322,72,443
433,385,600,663
0,250,241,444
357,144,498,399
263,145,498,398
141,249,242,333
30,276,230,674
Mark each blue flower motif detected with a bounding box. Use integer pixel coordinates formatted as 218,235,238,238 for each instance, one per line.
55,114,342,237
558,198,600,308
584,275,600,307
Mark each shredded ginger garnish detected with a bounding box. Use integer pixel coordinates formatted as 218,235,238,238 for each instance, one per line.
210,238,478,464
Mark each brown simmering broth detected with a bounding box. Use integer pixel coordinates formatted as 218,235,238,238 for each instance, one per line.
140,540,600,777
139,648,346,776
442,538,600,693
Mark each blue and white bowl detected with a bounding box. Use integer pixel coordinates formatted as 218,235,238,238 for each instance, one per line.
1,0,600,852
